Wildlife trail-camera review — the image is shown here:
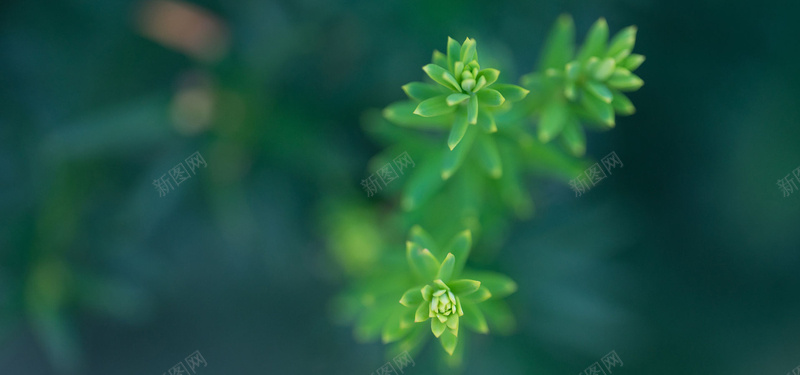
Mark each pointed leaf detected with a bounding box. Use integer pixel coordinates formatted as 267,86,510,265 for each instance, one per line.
421,285,434,301
415,301,431,322
606,25,637,60
447,37,461,70
446,314,459,331
478,68,500,86
402,153,446,211
585,81,613,103
467,96,478,124
414,95,457,117
409,225,438,255
480,300,516,335
577,18,609,62
465,271,517,298
475,134,502,178
384,101,451,128
432,317,447,337
442,121,477,180
592,57,616,81
607,68,644,91
447,109,469,150
461,302,489,333
406,242,440,280
446,93,470,106
382,308,412,343
400,287,423,307
580,88,615,127
439,328,458,355
436,253,456,282
539,14,575,70
538,100,568,142
561,115,586,157
443,230,471,276
423,64,461,92
611,89,636,115
460,38,476,62
402,82,443,101
461,286,491,302
476,88,504,107
432,50,447,67
476,110,497,133
492,83,528,102
449,279,481,296
620,53,645,71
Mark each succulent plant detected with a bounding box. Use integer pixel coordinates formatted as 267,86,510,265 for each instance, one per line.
384,37,529,150
522,16,645,156
398,227,516,355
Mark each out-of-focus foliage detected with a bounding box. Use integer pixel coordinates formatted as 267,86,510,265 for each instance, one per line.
328,20,644,368
520,15,644,156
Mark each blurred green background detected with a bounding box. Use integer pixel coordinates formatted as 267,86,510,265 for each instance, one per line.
2,0,800,374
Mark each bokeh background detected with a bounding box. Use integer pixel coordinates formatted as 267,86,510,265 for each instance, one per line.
2,0,800,374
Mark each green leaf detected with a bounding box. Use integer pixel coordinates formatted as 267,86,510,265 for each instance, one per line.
383,308,412,343
439,328,458,355
611,89,636,115
478,68,500,86
475,134,502,178
476,109,497,133
383,101,450,128
461,302,489,333
565,61,581,81
449,279,481,296
480,300,516,335
539,14,575,70
607,68,644,91
447,107,470,150
538,100,568,142
436,253,456,282
620,53,645,71
402,153,446,211
400,287,423,307
421,285,433,301
446,314,459,331
409,225,439,255
442,230,471,276
415,301,431,322
407,241,440,280
414,95,457,117
476,88,505,106
465,271,517,298
592,57,616,81
442,119,477,180
460,38,477,62
461,286,491,302
577,18,609,62
606,25,637,61
402,82,442,101
467,96,479,125
423,64,461,92
446,93,470,106
561,115,586,157
492,84,529,102
447,37,461,70
585,81,613,103
432,317,447,337
580,88,615,127
432,50,448,67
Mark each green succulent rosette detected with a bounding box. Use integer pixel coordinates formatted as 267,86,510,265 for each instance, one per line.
522,15,645,156
397,226,517,355
384,37,530,150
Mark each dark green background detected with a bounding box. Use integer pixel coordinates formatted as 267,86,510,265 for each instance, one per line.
2,0,799,374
